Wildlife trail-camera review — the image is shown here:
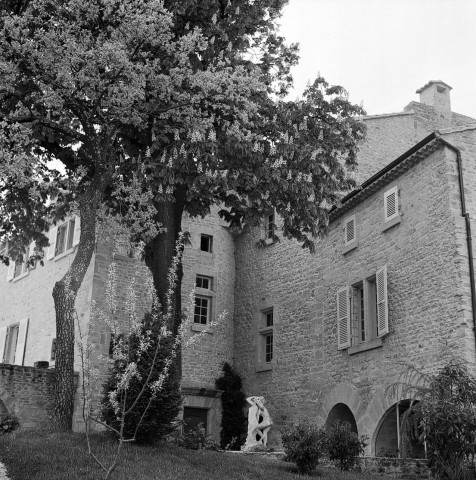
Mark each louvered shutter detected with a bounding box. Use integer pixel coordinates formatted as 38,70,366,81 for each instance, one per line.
345,216,356,244
0,327,7,363
47,226,57,260
384,187,398,221
6,261,15,281
376,266,389,337
72,216,81,247
14,318,29,366
337,286,351,349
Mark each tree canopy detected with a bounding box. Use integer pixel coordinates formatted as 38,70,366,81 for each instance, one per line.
0,0,366,430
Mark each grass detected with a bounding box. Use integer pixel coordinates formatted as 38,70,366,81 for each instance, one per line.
0,431,389,480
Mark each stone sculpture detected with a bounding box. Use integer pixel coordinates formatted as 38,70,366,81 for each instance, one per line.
242,395,272,451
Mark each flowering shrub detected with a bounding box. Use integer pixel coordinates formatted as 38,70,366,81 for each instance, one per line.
326,420,368,470
281,421,326,474
178,423,220,451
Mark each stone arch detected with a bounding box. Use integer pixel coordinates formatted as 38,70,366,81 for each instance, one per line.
318,383,362,429
374,399,425,458
325,403,358,434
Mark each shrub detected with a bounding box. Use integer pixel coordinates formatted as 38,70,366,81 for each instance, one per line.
402,361,476,480
0,413,19,434
101,313,183,444
281,421,326,474
215,362,247,450
326,420,368,471
178,423,220,451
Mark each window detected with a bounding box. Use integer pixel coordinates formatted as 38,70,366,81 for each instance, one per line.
47,216,80,260
194,275,214,327
6,242,35,281
384,187,399,222
0,318,29,365
265,212,275,240
258,308,274,369
200,234,213,253
336,266,388,352
51,338,57,362
183,407,208,434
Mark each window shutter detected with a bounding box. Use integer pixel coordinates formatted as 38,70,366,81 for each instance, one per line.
336,286,351,349
6,261,15,281
47,226,58,260
384,187,398,221
0,327,7,362
72,216,81,247
14,318,29,366
344,216,356,244
376,265,389,337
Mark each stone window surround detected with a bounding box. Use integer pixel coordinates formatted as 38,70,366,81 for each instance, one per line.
191,267,217,334
256,305,276,372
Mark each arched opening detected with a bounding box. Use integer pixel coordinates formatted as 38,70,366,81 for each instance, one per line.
325,403,358,434
374,400,425,458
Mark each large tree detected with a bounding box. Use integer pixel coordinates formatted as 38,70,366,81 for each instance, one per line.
0,0,366,431
0,0,216,430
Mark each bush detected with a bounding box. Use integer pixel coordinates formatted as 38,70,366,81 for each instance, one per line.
215,362,247,450
178,423,220,451
0,413,19,434
326,420,368,471
403,361,476,480
281,421,326,474
101,313,183,444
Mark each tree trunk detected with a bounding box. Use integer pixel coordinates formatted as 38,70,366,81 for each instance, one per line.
52,179,105,431
145,188,187,374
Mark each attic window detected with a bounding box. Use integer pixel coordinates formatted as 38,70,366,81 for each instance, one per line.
436,86,446,94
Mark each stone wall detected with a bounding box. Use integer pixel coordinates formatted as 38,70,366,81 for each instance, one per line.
232,144,471,452
0,364,78,430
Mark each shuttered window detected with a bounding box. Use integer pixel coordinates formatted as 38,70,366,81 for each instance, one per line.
47,216,80,260
384,187,399,222
344,215,356,245
337,266,389,350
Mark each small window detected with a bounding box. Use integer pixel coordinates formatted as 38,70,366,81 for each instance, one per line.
13,249,29,279
51,338,57,361
196,275,212,290
266,212,275,239
259,308,274,367
200,234,213,253
384,187,399,222
47,216,80,260
55,223,68,256
436,85,446,94
344,215,356,245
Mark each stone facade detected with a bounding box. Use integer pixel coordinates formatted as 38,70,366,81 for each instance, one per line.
1,80,476,452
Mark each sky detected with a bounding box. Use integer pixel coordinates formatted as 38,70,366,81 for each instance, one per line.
277,0,476,118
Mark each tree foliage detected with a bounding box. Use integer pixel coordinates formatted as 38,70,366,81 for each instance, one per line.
400,361,476,479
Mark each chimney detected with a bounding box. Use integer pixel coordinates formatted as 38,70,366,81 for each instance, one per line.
416,80,452,112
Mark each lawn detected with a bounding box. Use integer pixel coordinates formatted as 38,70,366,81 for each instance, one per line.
0,431,389,480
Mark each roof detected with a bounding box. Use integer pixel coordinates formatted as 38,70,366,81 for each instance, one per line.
330,125,476,221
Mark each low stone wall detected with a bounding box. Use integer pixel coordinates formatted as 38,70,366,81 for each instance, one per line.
0,364,78,430
359,457,430,479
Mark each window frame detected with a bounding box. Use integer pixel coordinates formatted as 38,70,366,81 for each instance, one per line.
200,234,213,253
47,216,80,261
192,274,215,332
257,307,275,371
